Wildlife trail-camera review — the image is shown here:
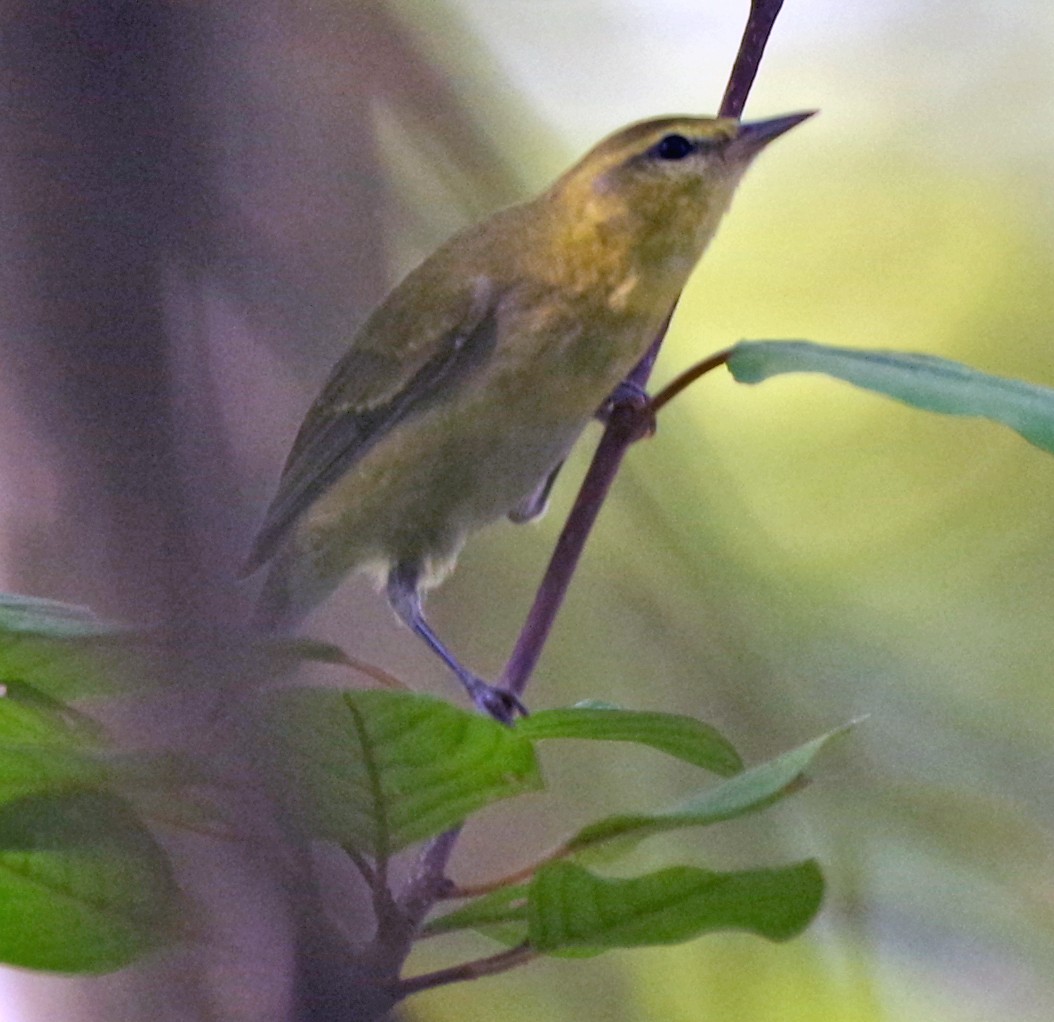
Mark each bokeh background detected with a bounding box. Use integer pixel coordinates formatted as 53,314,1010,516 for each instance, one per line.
1,1,1052,1019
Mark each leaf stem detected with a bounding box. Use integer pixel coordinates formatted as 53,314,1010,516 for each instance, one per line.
648,347,734,416
442,845,567,900
393,943,536,998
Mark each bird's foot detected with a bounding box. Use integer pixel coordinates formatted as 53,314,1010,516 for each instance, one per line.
597,379,657,439
465,677,528,724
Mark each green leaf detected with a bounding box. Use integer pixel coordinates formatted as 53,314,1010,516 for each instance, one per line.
0,692,214,831
528,860,824,954
516,704,742,777
0,698,111,805
0,790,180,972
261,689,543,857
0,594,118,639
728,340,1054,455
423,854,826,952
0,593,152,701
422,883,529,942
566,725,850,858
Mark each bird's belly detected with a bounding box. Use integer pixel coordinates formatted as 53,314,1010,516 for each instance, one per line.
298,301,656,591
303,384,591,588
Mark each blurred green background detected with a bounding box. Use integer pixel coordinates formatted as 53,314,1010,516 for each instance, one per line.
2,0,1053,1019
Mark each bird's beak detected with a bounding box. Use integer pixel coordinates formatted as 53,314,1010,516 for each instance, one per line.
724,110,816,161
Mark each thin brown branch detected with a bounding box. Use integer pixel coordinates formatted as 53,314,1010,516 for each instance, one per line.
500,313,671,697
720,0,785,119
343,845,377,889
398,825,463,922
500,1,787,701
648,347,734,416
393,943,537,998
442,844,567,900
327,650,412,691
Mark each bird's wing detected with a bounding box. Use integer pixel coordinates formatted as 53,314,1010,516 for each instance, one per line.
507,459,564,523
245,275,500,572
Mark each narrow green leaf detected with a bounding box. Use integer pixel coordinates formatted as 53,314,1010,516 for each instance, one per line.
261,689,543,857
0,691,98,747
0,791,180,972
516,705,742,777
0,594,117,639
422,884,529,941
528,860,824,953
566,725,851,858
728,340,1054,455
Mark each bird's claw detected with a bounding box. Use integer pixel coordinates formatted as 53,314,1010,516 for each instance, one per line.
468,679,528,724
598,380,657,439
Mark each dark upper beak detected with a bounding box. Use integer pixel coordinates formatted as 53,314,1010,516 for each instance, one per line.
724,110,816,162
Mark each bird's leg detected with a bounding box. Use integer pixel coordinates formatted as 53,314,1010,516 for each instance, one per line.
386,564,526,724
596,379,657,438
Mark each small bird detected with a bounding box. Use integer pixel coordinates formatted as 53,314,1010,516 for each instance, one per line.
246,111,812,720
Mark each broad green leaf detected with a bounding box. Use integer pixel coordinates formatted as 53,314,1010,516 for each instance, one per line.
0,695,212,826
516,705,742,777
728,340,1054,455
423,857,826,953
0,679,108,741
0,594,150,701
261,689,543,857
528,860,824,954
0,790,180,972
566,725,850,858
0,690,101,748
0,692,115,806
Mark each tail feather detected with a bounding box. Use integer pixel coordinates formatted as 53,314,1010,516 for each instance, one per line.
251,559,303,636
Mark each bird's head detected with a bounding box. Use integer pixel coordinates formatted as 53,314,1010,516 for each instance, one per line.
545,112,814,276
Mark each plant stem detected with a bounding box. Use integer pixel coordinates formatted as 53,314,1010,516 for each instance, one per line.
720,0,785,119
501,318,668,698
500,1,787,702
443,844,566,900
648,347,734,415
394,944,536,998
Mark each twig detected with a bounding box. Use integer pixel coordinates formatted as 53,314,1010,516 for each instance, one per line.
343,845,378,889
393,944,536,998
720,0,785,119
648,347,734,416
502,315,670,697
398,825,463,923
441,844,566,900
501,2,785,699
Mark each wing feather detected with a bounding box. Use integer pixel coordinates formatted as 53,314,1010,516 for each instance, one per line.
244,275,499,571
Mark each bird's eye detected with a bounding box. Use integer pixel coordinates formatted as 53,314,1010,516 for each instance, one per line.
654,134,695,160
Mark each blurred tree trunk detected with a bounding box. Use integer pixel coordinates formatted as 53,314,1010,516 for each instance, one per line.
0,2,373,1019
0,1,523,1018
0,0,223,620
